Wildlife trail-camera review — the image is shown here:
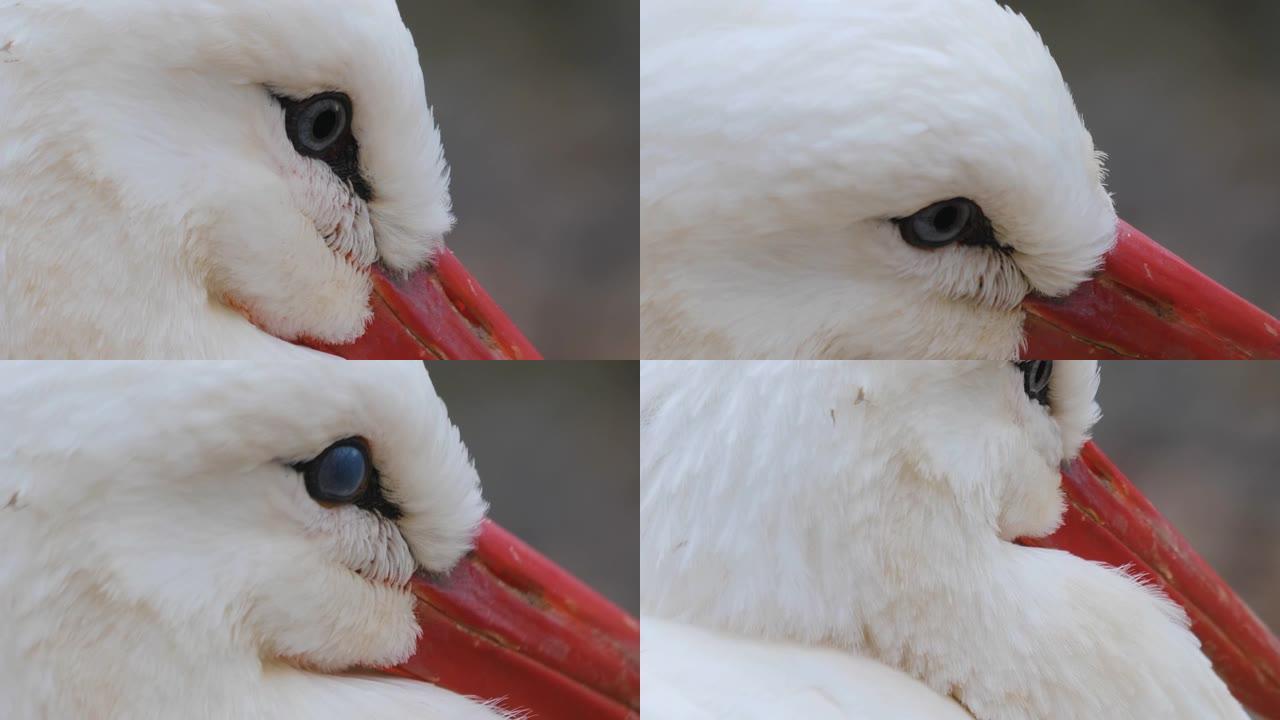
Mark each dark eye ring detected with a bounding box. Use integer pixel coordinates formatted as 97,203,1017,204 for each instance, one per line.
277,91,372,201
1017,361,1053,407
896,198,991,249
302,437,373,505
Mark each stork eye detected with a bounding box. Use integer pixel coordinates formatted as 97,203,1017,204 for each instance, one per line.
302,438,373,505
277,91,372,201
1017,361,1053,407
896,198,993,249
286,93,350,156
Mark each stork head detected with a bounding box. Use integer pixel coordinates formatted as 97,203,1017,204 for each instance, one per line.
640,360,1101,627
1,0,535,359
1,361,484,671
640,0,1280,359
0,361,639,718
641,360,1273,717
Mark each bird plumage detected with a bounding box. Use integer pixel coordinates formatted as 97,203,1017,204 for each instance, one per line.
643,616,972,719
0,361,505,718
0,0,452,357
640,361,1246,718
640,0,1116,359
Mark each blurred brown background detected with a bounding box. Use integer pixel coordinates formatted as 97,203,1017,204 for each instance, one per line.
428,361,639,613
1004,0,1280,322
402,3,638,359
1095,362,1280,638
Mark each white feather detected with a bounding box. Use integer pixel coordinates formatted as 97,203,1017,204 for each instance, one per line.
640,0,1117,359
643,616,972,719
0,361,505,718
640,361,1246,719
0,0,453,357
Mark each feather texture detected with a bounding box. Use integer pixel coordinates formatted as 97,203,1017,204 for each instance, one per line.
0,361,502,718
640,0,1117,359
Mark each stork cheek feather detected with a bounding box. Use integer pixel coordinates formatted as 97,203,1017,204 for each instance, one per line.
307,508,417,589
268,112,378,271
993,407,1072,539
291,162,378,270
891,245,1030,311
262,578,420,673
201,167,376,344
997,457,1068,541
971,253,1031,310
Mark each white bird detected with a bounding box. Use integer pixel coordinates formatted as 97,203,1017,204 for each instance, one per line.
0,361,522,718
0,0,536,360
639,0,1280,360
640,360,1253,718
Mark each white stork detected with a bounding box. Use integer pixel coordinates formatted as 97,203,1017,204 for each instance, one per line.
0,0,536,360
0,3,640,717
640,0,1280,360
640,360,1279,718
0,361,637,718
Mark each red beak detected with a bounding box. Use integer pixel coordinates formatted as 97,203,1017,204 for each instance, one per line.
1022,222,1280,359
306,250,542,360
388,520,639,719
1019,442,1280,718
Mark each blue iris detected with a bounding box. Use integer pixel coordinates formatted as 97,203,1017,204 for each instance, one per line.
304,439,372,504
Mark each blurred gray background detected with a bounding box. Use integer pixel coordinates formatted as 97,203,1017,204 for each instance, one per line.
428,361,639,613
402,4,638,359
1004,0,1280,318
1095,362,1280,637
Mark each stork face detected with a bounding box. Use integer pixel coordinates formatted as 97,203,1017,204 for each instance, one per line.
1,0,453,355
0,361,485,672
640,0,1116,359
640,360,1101,630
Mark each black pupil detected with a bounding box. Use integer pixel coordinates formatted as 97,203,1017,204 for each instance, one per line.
312,108,340,142
308,441,369,502
1018,361,1053,406
291,95,349,154
932,204,960,233
899,197,981,249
